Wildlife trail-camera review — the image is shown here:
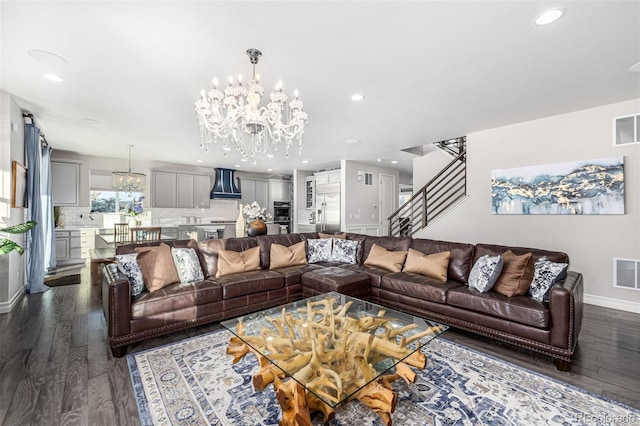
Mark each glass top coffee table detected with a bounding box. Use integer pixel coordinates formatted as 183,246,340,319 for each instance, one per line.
221,292,447,425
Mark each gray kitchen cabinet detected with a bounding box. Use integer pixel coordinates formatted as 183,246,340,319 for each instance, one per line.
240,178,269,209
52,161,80,206
55,229,81,260
152,171,178,207
269,179,291,203
151,171,211,208
194,175,211,209
177,173,194,208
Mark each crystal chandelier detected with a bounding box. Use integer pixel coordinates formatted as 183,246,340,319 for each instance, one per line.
112,144,146,195
195,48,308,164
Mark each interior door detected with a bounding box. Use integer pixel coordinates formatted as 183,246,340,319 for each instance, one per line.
379,174,396,236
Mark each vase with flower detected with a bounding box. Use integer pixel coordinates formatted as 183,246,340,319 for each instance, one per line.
127,196,145,227
242,201,272,236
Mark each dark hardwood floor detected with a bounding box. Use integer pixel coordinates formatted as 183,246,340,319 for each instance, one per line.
1,266,638,425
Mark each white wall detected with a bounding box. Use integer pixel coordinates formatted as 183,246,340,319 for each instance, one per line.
342,160,399,232
416,99,640,312
0,91,27,312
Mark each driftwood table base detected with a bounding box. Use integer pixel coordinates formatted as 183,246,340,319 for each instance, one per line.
225,295,444,426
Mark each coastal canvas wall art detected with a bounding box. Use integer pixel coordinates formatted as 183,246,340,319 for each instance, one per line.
491,156,624,215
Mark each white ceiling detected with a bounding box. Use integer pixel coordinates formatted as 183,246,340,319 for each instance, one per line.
2,1,639,178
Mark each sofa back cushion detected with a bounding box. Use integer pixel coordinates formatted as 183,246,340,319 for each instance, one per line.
357,235,412,265
411,238,475,284
474,243,568,265
256,234,307,269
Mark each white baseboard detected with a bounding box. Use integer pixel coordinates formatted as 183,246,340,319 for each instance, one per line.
584,293,640,314
0,287,25,314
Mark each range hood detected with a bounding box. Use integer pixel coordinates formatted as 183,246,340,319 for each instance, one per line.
210,168,242,199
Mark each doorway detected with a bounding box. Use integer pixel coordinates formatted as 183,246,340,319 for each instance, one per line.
379,174,396,236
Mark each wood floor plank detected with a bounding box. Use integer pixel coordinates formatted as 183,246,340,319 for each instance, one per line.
61,345,88,414
31,367,65,426
71,313,88,347
87,374,117,426
0,349,30,421
59,406,89,426
3,376,43,426
109,356,140,426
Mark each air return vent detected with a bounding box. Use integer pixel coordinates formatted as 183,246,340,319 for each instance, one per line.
613,114,640,146
613,258,640,290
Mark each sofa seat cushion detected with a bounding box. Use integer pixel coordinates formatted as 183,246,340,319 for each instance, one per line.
447,286,549,329
272,264,324,286
213,270,284,299
131,279,222,319
301,267,369,297
381,272,464,304
338,264,390,286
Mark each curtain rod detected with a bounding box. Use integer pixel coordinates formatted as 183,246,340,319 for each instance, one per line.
22,113,49,147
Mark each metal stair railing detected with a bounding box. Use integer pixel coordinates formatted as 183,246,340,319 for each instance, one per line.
388,150,466,237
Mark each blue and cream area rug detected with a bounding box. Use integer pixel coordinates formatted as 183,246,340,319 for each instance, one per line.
128,329,639,426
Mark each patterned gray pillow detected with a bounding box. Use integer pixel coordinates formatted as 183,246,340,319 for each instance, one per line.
529,258,568,302
469,255,504,293
171,247,204,283
330,239,358,264
307,238,333,263
116,253,145,296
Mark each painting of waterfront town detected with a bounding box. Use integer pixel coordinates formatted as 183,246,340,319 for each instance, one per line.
491,156,624,215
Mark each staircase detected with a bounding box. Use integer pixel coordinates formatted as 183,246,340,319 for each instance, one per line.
388,137,466,237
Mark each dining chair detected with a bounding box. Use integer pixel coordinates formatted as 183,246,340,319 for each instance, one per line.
130,227,162,242
114,223,130,244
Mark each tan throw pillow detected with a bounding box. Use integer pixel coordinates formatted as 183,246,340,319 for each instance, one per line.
135,243,180,293
493,250,535,297
216,246,261,278
318,232,346,239
402,248,450,282
270,241,307,269
364,243,408,272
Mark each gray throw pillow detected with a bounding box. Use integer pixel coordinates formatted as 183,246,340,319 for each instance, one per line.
307,238,333,263
330,238,358,264
171,247,204,283
528,258,568,302
116,253,145,296
469,255,504,293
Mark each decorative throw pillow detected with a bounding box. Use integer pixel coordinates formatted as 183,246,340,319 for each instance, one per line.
493,250,535,297
330,238,359,264
171,247,204,283
318,232,346,239
270,241,307,269
402,248,450,282
115,253,145,296
306,238,333,263
216,246,261,278
135,243,180,293
468,255,504,293
364,243,408,272
529,258,568,302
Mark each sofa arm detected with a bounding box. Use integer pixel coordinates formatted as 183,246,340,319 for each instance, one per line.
549,271,583,351
101,263,131,340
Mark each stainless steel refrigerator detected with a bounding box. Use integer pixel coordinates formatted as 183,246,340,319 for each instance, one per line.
315,182,340,233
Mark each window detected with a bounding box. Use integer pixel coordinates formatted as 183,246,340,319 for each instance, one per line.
90,190,143,213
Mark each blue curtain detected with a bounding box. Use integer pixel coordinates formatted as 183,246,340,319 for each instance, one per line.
41,145,56,270
25,123,48,293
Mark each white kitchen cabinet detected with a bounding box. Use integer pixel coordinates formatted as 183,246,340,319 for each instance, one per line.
304,177,315,209
314,169,340,185
52,161,80,206
177,173,194,208
55,231,70,260
194,175,211,209
151,170,212,208
80,228,98,259
152,171,177,207
269,179,291,203
240,178,269,209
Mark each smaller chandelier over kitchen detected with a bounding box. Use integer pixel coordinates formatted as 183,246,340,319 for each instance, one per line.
112,144,146,195
195,48,308,164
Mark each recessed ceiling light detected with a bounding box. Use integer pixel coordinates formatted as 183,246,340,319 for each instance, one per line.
27,49,69,67
43,73,64,82
534,9,563,26
301,159,316,164
345,138,361,145
377,159,382,162
267,168,273,172
630,62,640,72
196,159,203,163
391,160,398,164
241,158,248,162
351,94,365,102
234,164,241,168
267,154,274,158
223,147,231,151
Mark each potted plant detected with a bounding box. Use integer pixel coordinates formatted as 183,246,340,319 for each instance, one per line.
0,221,37,255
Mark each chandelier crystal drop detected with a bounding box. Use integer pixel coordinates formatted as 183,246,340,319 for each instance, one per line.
112,144,146,195
195,48,308,164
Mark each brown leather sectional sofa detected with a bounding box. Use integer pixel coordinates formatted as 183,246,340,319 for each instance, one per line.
102,232,583,371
